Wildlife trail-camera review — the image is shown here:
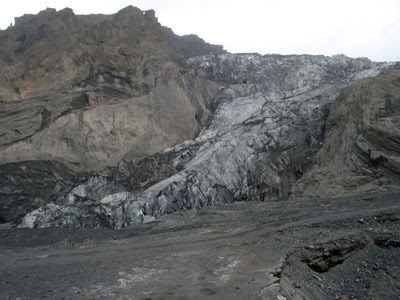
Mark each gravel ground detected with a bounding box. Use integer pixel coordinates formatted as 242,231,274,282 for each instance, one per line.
0,191,399,300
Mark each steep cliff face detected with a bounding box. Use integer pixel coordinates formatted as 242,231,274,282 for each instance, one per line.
0,6,224,171
292,67,400,198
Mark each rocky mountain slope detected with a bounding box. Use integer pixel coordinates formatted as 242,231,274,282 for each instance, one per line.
0,6,224,171
293,68,400,198
0,7,399,229
17,54,399,228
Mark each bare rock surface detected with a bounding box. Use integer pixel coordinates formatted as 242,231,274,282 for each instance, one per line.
292,68,400,198
0,160,75,224
0,6,224,170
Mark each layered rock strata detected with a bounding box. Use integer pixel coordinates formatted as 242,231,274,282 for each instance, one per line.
0,6,224,171
292,67,400,198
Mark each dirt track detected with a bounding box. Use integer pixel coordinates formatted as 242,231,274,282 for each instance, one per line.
1,191,400,300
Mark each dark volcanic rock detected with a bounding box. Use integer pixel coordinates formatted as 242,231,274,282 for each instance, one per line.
1,191,400,300
0,160,75,223
280,233,400,300
293,68,400,198
0,149,184,225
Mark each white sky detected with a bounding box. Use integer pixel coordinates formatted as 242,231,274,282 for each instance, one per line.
0,0,399,62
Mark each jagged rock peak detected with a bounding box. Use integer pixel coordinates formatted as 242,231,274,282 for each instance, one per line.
0,5,225,101
12,7,76,29
8,6,157,29
113,6,157,22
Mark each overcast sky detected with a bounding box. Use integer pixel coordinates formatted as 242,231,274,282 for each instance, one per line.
1,0,399,62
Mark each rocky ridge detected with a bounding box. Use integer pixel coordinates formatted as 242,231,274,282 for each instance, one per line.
0,6,224,171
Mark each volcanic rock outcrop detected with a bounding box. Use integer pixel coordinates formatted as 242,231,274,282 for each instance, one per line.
293,68,400,198
0,6,224,171
0,7,399,228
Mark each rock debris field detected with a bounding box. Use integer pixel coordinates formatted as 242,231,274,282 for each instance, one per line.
1,191,399,300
